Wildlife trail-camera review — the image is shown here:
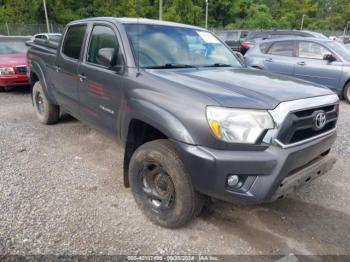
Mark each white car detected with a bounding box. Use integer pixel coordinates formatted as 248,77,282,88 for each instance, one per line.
32,33,61,42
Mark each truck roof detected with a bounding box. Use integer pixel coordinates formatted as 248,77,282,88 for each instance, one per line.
69,17,204,30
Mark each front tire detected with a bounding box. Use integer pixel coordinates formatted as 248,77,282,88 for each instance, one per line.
129,139,204,228
32,81,60,124
344,82,350,104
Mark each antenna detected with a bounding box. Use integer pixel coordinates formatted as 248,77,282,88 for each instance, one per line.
136,0,140,75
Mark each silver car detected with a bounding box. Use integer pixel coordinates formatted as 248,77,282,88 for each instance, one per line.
245,37,350,103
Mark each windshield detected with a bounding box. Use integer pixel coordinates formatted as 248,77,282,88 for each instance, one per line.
0,40,28,54
124,24,241,68
326,41,350,61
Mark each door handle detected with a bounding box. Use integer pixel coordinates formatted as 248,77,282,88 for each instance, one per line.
297,61,306,66
265,58,272,62
78,74,87,82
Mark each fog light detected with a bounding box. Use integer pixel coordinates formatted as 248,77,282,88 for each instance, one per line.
227,175,239,187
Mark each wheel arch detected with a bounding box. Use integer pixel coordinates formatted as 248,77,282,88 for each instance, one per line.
29,61,58,105
343,78,350,101
123,119,168,188
121,99,196,187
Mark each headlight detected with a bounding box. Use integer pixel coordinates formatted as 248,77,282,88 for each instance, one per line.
0,67,15,74
206,106,274,144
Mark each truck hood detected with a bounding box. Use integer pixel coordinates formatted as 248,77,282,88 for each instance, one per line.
0,53,27,67
147,67,334,109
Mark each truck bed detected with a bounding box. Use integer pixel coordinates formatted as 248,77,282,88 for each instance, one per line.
26,38,58,54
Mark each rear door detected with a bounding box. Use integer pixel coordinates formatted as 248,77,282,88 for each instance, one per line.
294,41,342,90
51,24,87,115
77,23,125,134
263,40,296,76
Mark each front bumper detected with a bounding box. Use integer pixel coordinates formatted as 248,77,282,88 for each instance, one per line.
174,131,336,204
0,74,29,87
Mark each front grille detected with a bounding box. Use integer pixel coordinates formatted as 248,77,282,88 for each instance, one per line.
15,66,27,74
277,104,338,145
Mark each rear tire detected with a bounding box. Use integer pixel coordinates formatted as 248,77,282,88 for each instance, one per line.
32,81,60,124
344,82,350,104
129,139,204,228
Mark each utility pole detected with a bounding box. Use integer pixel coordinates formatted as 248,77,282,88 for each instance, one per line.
5,22,10,36
300,14,306,30
43,0,50,33
205,0,208,29
159,0,163,20
346,21,350,35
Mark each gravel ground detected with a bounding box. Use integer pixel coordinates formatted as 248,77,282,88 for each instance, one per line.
0,87,349,256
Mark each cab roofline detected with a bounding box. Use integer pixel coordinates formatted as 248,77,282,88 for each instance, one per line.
68,17,204,30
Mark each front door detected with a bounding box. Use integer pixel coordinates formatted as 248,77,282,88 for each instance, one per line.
294,41,342,91
77,23,124,135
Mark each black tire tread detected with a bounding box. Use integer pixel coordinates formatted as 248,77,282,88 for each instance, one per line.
129,139,204,228
32,81,60,124
344,82,350,103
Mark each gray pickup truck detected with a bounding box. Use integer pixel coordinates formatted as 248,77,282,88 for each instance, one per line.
27,17,339,228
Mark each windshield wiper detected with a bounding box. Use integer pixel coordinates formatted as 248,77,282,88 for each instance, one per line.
144,63,198,69
203,63,233,67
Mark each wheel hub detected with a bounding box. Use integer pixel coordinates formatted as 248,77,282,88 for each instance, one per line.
35,92,44,114
155,174,172,195
140,162,175,210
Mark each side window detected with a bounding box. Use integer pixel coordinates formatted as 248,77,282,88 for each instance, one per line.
260,42,271,54
62,25,87,59
87,25,119,66
298,41,331,59
267,41,294,56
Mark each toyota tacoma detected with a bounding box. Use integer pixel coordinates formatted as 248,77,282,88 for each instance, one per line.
27,18,339,228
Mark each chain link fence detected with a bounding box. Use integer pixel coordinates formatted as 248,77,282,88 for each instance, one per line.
0,23,65,36
0,23,345,38
211,28,345,37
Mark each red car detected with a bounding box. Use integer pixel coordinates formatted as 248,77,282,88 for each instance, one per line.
0,36,30,90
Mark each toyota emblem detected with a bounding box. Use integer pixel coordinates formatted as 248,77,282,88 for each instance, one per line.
314,111,327,130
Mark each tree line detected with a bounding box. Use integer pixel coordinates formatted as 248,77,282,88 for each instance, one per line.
0,0,349,31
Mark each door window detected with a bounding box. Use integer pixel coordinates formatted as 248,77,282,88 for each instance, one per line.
87,25,119,66
62,25,87,59
298,41,330,59
267,41,294,56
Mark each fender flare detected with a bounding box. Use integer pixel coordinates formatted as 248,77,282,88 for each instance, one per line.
121,98,195,145
30,61,58,104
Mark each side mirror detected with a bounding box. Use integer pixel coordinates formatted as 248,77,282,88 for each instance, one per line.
112,51,126,74
96,48,125,73
323,54,336,62
96,48,116,68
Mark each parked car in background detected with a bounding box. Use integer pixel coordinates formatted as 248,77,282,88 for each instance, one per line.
240,29,327,54
337,35,350,45
32,33,62,42
27,17,339,228
0,36,30,90
338,35,350,51
245,37,350,103
217,30,249,51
